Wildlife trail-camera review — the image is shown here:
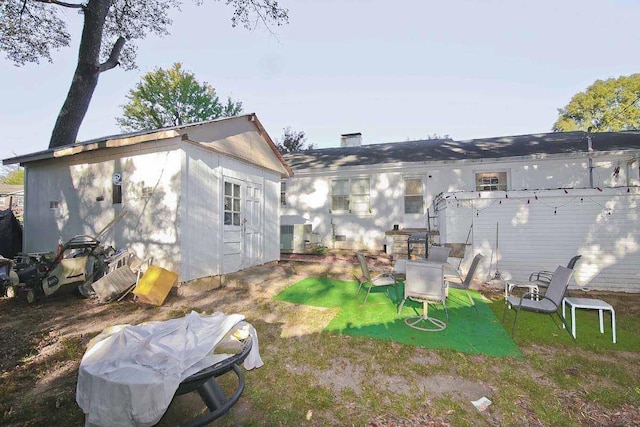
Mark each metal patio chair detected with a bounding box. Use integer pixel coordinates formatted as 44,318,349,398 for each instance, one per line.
445,253,485,312
354,251,398,306
506,254,581,299
502,265,574,339
426,245,451,262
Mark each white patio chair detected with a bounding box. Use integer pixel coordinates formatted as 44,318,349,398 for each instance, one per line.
398,260,448,331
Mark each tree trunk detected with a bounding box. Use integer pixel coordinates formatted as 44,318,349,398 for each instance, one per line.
48,0,111,149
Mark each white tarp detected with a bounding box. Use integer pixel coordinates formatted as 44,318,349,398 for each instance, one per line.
76,311,263,427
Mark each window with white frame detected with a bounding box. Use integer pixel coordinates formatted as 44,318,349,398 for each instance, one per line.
141,186,154,198
331,177,370,213
224,181,241,226
475,171,508,191
280,181,286,206
404,177,424,214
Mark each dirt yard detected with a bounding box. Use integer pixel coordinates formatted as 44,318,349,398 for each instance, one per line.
1,257,639,426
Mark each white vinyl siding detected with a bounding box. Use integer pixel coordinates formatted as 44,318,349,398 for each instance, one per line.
437,189,640,292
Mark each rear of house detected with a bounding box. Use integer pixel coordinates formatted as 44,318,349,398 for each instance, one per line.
4,114,291,283
281,131,640,291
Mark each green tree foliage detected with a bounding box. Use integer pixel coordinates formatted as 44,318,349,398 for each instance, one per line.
553,74,640,132
1,167,24,185
0,0,288,149
117,63,243,131
276,127,315,153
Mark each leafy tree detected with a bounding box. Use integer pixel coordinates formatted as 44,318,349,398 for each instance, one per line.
276,127,315,153
1,167,24,185
0,0,288,149
117,63,243,131
553,74,640,132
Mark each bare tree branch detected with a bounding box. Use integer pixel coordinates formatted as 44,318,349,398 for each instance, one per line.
98,36,126,72
33,0,85,9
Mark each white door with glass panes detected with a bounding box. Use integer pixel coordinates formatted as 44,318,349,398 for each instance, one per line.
403,176,426,228
222,178,264,272
242,181,263,268
223,179,243,272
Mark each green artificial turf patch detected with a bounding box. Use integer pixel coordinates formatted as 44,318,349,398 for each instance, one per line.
274,277,521,357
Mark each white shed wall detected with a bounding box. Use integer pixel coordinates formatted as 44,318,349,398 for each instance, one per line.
24,140,181,272
180,142,222,281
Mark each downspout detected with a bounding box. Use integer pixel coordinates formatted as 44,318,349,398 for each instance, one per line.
587,127,594,188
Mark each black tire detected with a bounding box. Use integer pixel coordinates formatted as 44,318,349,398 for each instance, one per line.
5,285,16,299
26,289,36,304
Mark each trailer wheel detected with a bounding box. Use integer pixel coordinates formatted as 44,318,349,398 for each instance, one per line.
5,285,16,299
26,289,37,304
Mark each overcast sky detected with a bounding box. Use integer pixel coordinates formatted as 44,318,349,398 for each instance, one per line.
1,0,639,162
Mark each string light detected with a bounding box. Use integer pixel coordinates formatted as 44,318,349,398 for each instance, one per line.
449,186,633,220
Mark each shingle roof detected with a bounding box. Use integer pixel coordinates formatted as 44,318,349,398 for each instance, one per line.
284,131,640,170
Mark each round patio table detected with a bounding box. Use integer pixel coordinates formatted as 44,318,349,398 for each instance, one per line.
174,335,253,427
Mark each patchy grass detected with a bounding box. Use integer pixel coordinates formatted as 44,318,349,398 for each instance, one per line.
1,262,640,426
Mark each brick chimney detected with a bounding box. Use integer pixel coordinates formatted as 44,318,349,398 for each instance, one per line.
340,132,362,147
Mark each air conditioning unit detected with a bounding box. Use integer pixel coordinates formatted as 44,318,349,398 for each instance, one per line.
281,224,313,253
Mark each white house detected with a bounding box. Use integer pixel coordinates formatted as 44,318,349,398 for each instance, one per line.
281,131,640,292
3,114,292,282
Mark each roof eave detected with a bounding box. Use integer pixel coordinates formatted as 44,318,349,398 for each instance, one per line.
3,129,181,166
247,114,294,177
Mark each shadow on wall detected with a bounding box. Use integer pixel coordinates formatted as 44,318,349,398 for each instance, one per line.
31,155,182,274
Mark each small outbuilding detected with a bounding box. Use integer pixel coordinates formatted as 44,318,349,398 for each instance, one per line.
3,114,292,282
